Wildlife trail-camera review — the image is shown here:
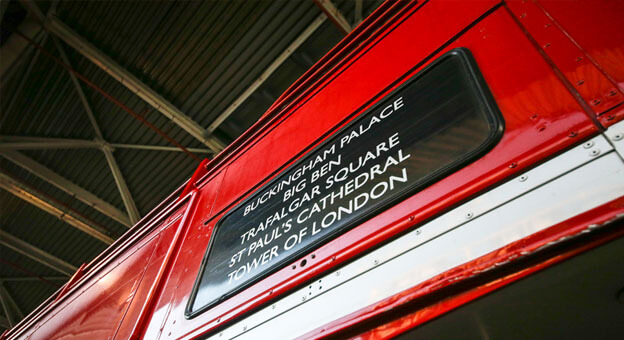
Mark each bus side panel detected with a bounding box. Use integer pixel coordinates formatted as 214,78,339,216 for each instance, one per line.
537,0,624,127
209,0,501,217
537,0,624,91
15,209,187,340
21,238,159,339
154,4,604,339
140,171,226,339
506,0,624,127
113,215,179,340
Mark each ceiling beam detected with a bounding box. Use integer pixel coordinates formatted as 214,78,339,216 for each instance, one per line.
0,277,67,282
101,146,140,224
355,0,363,26
0,230,77,276
51,35,105,141
0,15,43,84
0,172,114,244
110,143,211,153
0,314,9,330
18,0,225,153
0,0,9,24
0,287,13,328
49,36,141,225
3,32,48,118
205,14,327,134
0,283,23,322
1,150,131,227
0,136,98,150
313,0,351,34
0,136,212,153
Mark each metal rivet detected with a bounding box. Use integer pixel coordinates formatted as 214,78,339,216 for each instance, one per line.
607,115,615,121
576,79,585,86
336,270,340,276
583,141,594,149
374,259,379,265
612,133,623,141
519,13,526,18
575,56,583,62
243,326,247,331
569,131,577,137
302,296,306,301
608,90,618,97
589,149,601,157
509,162,517,168
519,175,528,182
530,113,539,120
465,212,474,219
543,43,551,48
591,99,601,106
409,215,415,221
219,332,223,337
416,229,421,235
272,304,276,309
217,318,221,323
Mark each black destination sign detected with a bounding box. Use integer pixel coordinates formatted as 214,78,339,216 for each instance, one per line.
188,49,502,315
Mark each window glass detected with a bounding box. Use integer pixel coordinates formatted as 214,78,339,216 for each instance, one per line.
188,48,503,316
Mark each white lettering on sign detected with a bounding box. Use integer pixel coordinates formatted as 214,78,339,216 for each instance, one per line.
226,97,408,284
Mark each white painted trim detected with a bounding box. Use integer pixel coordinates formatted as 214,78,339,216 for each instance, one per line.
205,134,624,340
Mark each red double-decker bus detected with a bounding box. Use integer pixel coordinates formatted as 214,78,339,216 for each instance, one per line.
3,1,623,339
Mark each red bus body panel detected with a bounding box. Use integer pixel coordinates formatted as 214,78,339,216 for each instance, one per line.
4,1,623,339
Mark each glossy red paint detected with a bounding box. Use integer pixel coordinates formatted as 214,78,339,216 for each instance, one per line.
506,0,623,120
4,1,623,339
162,5,605,338
536,0,624,93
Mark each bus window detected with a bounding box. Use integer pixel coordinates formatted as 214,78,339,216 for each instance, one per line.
187,48,503,317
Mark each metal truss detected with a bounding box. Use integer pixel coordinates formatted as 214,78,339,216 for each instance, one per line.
0,172,114,244
1,150,131,228
0,230,78,276
0,282,24,328
0,136,212,154
314,0,352,34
